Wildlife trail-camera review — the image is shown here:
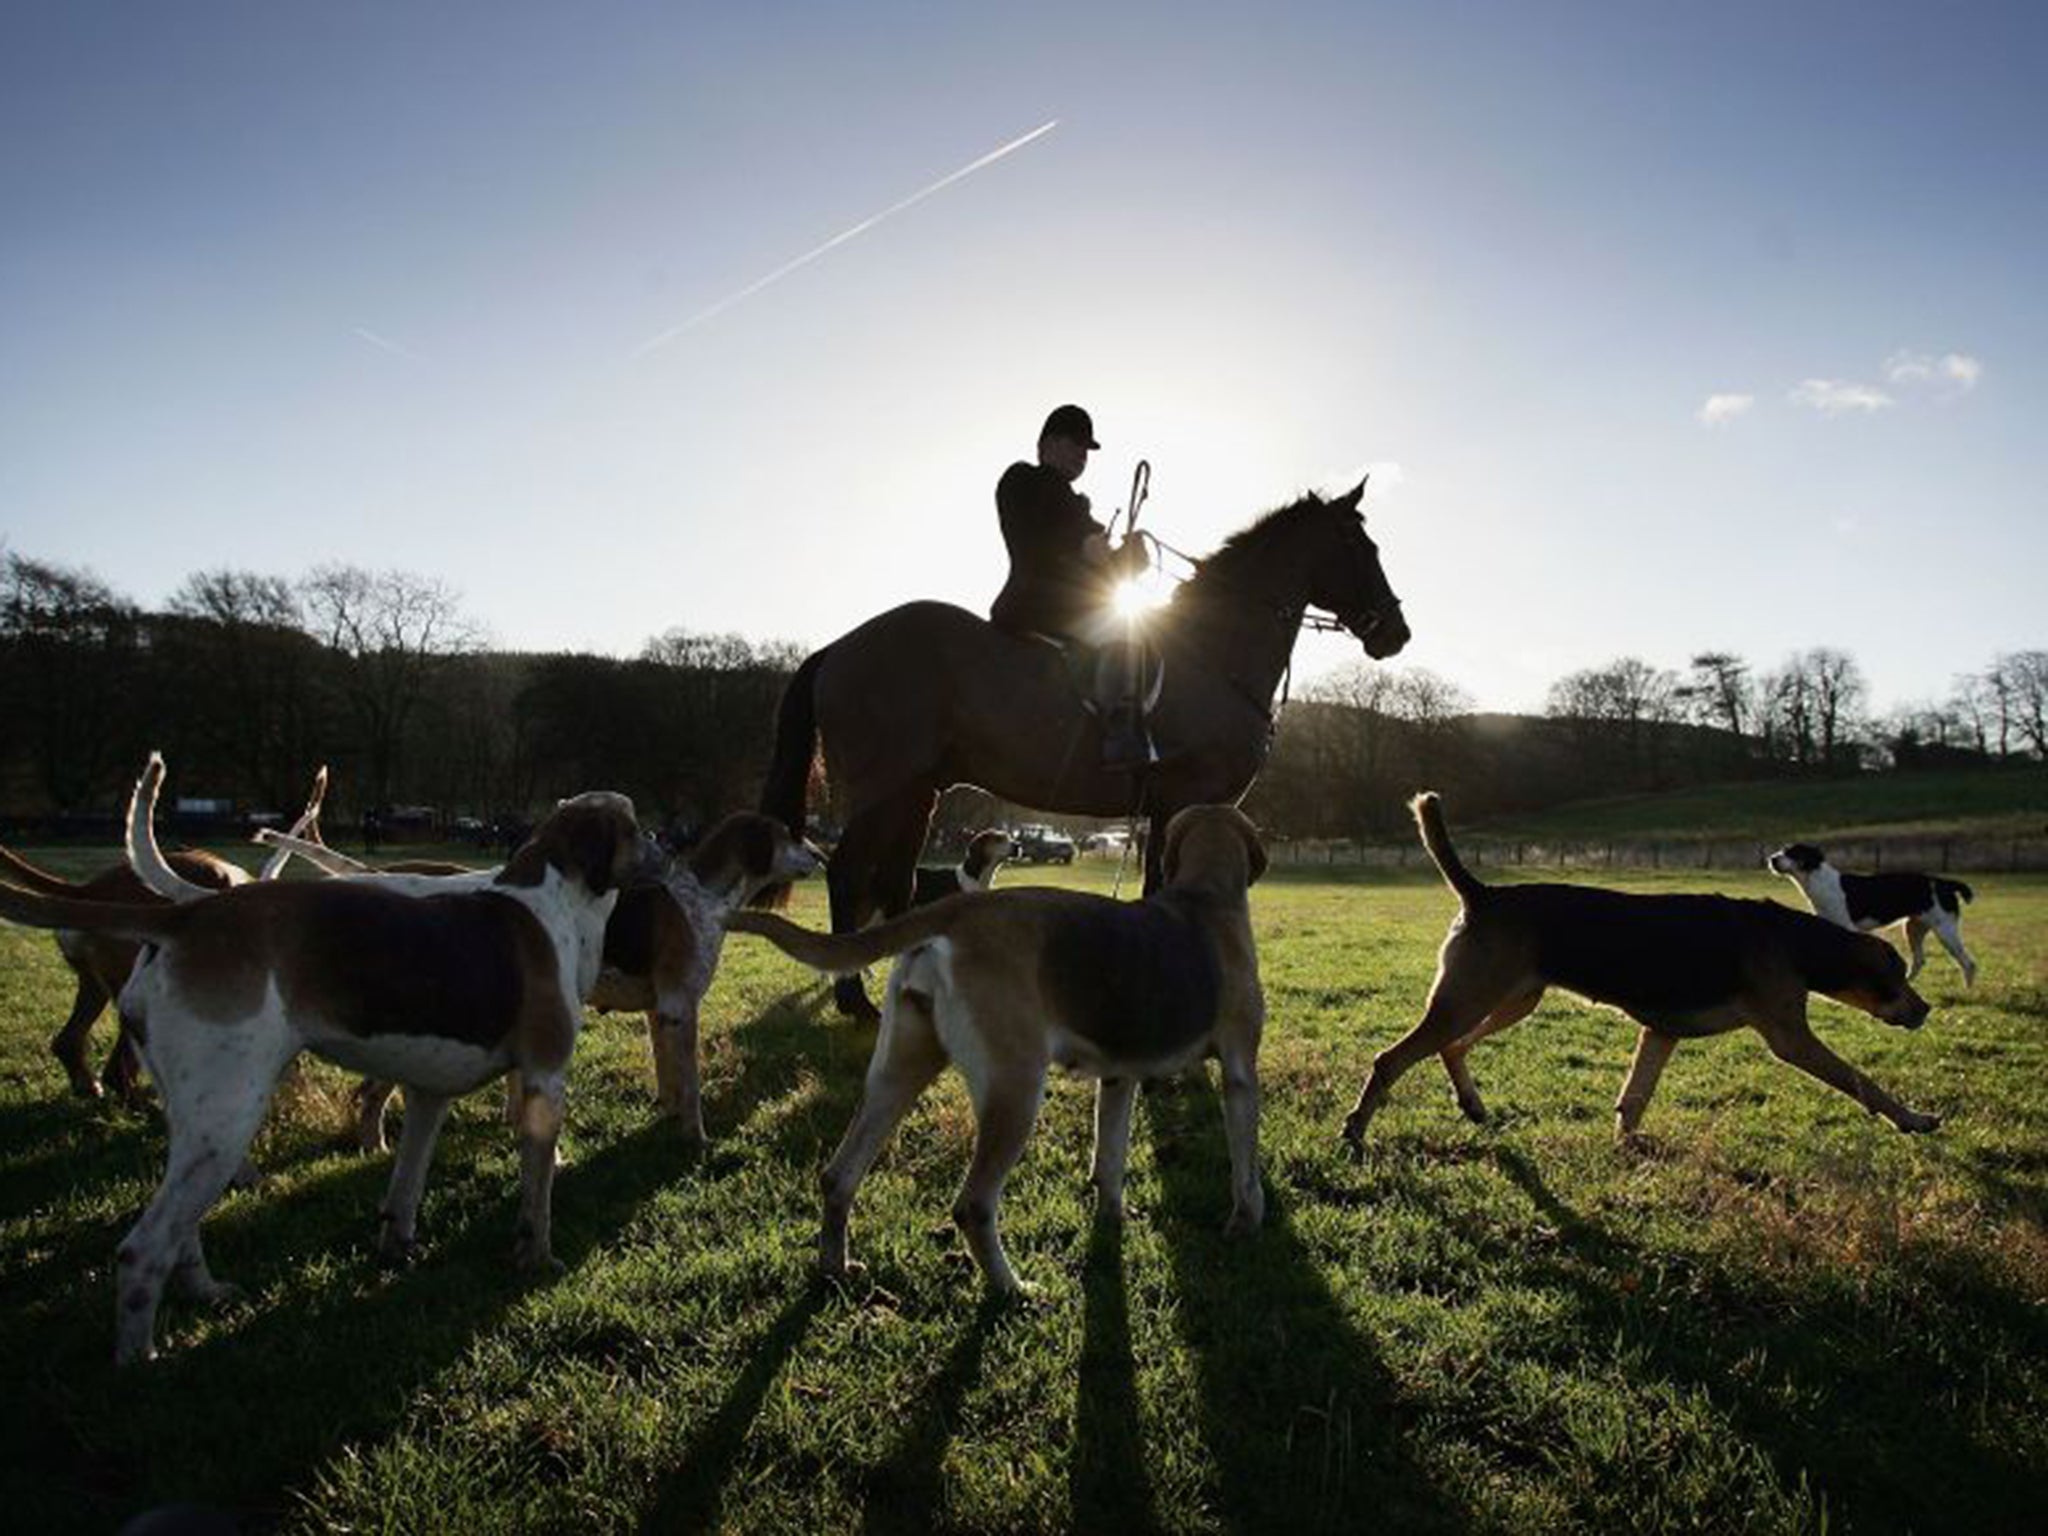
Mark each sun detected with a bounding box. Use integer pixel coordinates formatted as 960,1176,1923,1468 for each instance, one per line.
1112,575,1168,621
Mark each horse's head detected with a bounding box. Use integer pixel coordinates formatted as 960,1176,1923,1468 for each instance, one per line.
1309,481,1410,659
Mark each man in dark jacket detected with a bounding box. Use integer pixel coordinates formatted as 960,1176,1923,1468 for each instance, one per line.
989,404,1150,769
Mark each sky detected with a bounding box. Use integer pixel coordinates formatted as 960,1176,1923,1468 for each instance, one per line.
3,1,2044,716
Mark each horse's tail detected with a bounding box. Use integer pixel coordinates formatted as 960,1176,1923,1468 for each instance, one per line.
756,648,829,910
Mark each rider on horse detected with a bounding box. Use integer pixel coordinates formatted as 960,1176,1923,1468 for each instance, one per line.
989,403,1152,771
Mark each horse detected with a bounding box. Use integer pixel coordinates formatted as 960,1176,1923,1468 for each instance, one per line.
761,479,1411,1017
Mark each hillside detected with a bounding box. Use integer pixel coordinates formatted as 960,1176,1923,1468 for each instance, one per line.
1468,764,2047,843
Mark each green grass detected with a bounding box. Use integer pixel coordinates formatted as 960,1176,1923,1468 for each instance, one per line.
1472,764,2047,842
2,856,2046,1533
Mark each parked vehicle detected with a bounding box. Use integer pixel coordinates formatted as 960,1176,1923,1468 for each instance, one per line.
1011,824,1076,865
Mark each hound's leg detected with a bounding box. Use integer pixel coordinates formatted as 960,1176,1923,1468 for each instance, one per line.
954,1070,1049,1297
101,1015,148,1104
1614,1028,1679,1138
355,1078,397,1154
513,1069,568,1271
1217,1045,1265,1236
1757,1007,1940,1133
50,971,111,1098
1903,918,1930,980
1089,1077,1139,1218
116,1025,291,1364
817,982,946,1278
377,1087,454,1263
1929,914,1978,985
1342,931,1513,1153
651,1002,707,1145
1441,989,1543,1124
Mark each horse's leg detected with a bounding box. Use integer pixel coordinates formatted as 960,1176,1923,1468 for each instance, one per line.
827,786,939,1021
827,803,898,1021
1139,806,1172,897
870,785,938,919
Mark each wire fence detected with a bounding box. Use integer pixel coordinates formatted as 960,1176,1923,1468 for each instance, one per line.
1269,833,2048,875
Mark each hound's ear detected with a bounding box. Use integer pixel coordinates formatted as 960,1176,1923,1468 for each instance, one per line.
1161,813,1189,885
1240,816,1268,886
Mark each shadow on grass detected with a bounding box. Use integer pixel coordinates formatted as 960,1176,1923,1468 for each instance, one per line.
637,1286,827,1534
856,1293,1005,1535
1070,1209,1160,1535
710,982,872,1167
1148,1078,1466,1535
3,1112,698,1534
1487,1143,2048,1534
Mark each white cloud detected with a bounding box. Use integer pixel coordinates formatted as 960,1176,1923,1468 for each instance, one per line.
1789,378,1894,415
1884,348,1981,391
1697,393,1754,426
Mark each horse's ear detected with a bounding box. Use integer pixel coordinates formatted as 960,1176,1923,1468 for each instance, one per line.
1336,479,1367,513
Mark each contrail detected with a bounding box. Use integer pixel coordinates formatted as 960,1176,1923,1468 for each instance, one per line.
352,326,426,362
634,118,1059,357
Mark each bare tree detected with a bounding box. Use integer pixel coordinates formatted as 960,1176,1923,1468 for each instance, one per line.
1992,650,2048,757
1802,647,1868,769
299,565,479,814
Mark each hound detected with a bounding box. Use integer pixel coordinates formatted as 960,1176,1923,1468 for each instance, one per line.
0,764,329,1098
1342,794,1939,1154
727,805,1268,1297
1767,842,1978,984
0,776,657,1363
341,812,821,1151
910,829,1017,904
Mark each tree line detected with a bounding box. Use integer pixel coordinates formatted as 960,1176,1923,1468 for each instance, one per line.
0,552,801,836
4,550,2040,841
1245,647,2048,839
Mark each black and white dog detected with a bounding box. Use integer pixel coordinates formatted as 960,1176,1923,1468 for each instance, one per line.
911,829,1017,905
1767,843,1977,985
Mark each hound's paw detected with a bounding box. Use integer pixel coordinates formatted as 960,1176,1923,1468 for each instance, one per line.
816,1257,869,1291
1222,1205,1265,1239
1900,1110,1942,1134
989,1278,1045,1310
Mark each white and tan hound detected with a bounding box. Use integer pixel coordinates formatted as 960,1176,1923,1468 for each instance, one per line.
0,767,657,1363
727,805,1268,1297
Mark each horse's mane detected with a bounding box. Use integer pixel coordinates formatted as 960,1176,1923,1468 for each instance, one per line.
1176,492,1331,601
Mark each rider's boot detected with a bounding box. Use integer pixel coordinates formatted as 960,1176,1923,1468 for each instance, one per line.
1099,703,1153,773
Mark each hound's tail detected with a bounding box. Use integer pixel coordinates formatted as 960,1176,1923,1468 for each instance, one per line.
1411,792,1487,906
726,897,970,976
1938,877,1975,907
0,844,86,897
127,754,221,904
0,877,184,944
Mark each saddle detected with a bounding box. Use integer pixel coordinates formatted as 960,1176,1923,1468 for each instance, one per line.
1018,631,1167,723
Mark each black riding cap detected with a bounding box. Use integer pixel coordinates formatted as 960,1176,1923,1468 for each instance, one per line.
1040,403,1099,449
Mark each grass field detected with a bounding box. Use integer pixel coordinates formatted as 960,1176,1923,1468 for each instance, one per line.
2,851,2045,1533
